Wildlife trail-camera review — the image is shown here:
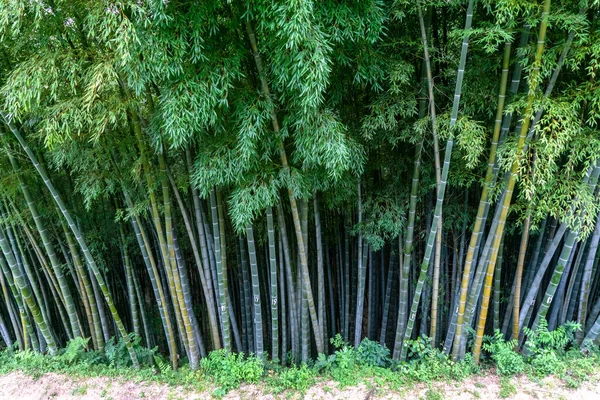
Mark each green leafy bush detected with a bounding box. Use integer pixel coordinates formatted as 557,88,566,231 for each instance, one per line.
59,337,90,365
357,338,391,367
523,320,580,376
268,364,315,394
401,336,478,382
529,348,563,376
523,320,579,357
104,334,156,368
313,335,358,386
200,350,264,395
482,331,525,376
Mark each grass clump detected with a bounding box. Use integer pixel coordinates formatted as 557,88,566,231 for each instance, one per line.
498,376,516,398
423,387,444,400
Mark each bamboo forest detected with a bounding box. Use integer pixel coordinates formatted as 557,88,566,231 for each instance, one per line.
3,0,600,391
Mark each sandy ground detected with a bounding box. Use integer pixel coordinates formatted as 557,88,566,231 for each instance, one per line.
0,370,599,400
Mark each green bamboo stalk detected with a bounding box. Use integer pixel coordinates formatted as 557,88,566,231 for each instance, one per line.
380,249,397,346
210,188,231,351
131,264,152,347
343,220,350,341
59,236,94,348
399,26,457,364
131,111,184,368
246,224,263,358
300,200,310,361
0,310,11,347
398,0,473,360
278,234,287,365
313,196,325,353
533,169,600,330
8,205,59,339
173,229,207,357
415,2,442,349
393,140,422,359
276,201,298,360
10,224,49,338
519,223,568,330
513,213,531,341
185,148,220,350
354,179,365,348
560,237,586,326
267,207,279,361
120,226,140,337
239,235,254,353
493,237,504,332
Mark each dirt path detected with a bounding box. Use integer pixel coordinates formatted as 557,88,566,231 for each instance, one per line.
0,370,599,399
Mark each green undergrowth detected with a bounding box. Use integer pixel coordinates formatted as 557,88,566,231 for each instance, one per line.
0,323,599,398
482,320,600,388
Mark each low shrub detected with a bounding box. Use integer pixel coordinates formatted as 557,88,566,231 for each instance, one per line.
401,335,478,382
200,350,264,396
523,320,580,376
356,338,391,367
268,363,315,394
482,331,525,376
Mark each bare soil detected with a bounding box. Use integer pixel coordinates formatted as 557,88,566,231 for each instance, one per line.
0,369,599,400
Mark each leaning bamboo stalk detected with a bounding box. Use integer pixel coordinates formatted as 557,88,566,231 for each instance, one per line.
166,168,221,349
0,226,50,353
471,0,553,363
245,21,324,354
513,213,531,341
4,115,138,367
398,0,473,360
577,212,600,342
452,39,512,360
532,168,600,330
59,218,103,350
126,194,176,357
8,152,81,339
0,266,24,349
158,152,197,367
